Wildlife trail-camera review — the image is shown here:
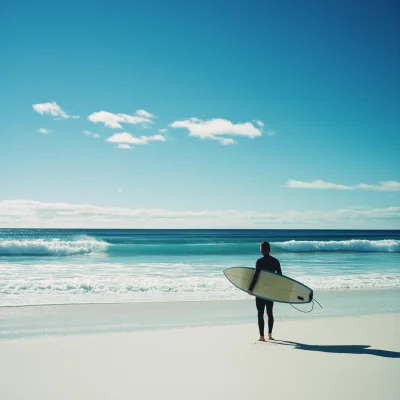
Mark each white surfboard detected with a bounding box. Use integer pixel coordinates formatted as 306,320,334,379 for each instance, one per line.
224,267,313,304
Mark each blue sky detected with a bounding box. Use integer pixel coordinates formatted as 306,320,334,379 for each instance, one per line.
1,0,399,228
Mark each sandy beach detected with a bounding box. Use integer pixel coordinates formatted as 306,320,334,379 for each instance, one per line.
1,313,399,400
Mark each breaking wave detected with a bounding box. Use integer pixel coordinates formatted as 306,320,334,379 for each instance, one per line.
0,237,109,256
1,237,399,256
273,239,400,253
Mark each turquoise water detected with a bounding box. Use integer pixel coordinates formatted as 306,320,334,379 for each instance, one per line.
1,229,399,306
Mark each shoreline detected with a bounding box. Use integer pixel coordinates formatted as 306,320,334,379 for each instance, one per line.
2,286,400,308
1,289,400,341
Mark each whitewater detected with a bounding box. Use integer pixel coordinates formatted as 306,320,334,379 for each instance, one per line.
1,229,399,306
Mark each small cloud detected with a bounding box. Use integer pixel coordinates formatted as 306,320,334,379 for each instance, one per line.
170,118,261,144
287,179,353,190
72,116,80,119
135,109,154,118
286,179,400,192
117,144,132,149
267,131,276,136
37,128,50,134
149,134,166,142
107,132,166,145
254,120,264,127
32,102,70,119
356,181,400,192
83,130,100,139
158,128,168,133
88,110,155,129
218,138,236,145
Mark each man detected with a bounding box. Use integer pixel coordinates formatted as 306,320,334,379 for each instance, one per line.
248,241,282,341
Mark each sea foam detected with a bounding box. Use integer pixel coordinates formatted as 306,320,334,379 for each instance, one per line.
0,237,109,256
1,272,400,306
273,239,400,253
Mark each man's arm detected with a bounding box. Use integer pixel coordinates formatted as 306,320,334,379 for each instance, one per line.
248,260,261,292
276,260,282,275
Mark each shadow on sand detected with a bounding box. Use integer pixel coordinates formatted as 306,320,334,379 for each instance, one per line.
267,340,400,359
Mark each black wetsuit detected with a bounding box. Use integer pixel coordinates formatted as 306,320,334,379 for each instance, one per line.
249,254,282,336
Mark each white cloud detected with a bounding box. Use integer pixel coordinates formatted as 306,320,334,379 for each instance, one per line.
158,128,168,133
254,120,264,127
135,109,154,118
148,134,166,142
170,118,261,143
117,144,132,149
267,131,276,136
83,130,100,139
1,200,399,229
287,179,400,192
37,128,50,134
287,179,353,190
72,116,80,119
32,102,70,119
356,181,400,192
88,110,154,129
107,132,166,145
218,138,236,145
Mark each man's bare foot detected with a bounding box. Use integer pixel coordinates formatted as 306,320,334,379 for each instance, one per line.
258,336,266,342
268,334,274,340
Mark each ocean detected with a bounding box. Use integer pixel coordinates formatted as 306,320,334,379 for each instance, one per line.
1,228,399,306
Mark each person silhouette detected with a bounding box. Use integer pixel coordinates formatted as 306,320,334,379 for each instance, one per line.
248,241,282,341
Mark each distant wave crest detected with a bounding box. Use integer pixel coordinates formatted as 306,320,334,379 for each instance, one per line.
0,237,109,256
1,237,398,256
273,239,400,253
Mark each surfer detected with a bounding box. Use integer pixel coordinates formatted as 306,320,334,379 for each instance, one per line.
248,241,282,341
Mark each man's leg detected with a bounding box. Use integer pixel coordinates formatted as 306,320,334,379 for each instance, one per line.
266,300,274,339
256,297,266,341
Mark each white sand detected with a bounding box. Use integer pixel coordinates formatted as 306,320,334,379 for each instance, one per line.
1,314,399,400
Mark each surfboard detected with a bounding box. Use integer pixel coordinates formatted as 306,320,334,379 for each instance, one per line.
223,267,313,304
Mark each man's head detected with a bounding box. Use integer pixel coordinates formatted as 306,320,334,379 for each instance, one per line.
260,241,270,255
